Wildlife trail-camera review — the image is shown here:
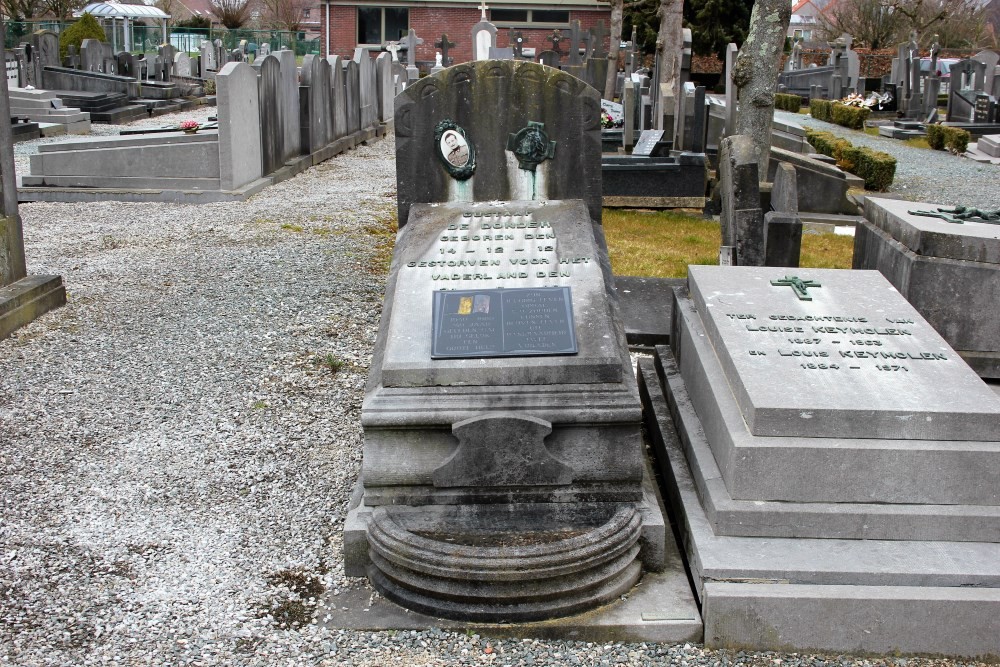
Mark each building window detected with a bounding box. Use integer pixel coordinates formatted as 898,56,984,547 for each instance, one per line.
303,8,310,18
357,7,408,45
490,9,570,27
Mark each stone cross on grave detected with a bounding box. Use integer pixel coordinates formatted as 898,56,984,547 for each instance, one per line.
930,35,941,73
509,29,525,58
568,20,584,65
770,275,822,301
478,0,488,20
403,29,424,67
434,34,456,66
548,29,564,54
385,41,402,62
590,20,609,59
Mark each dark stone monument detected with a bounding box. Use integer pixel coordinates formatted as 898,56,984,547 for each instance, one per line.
299,55,331,154
258,54,283,175
434,33,456,67
346,60,679,623
719,135,764,266
354,48,377,130
395,60,602,226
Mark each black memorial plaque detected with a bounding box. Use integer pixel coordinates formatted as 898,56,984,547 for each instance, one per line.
632,129,665,156
431,287,578,359
974,94,991,123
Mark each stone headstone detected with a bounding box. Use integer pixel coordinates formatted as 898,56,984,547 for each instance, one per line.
63,44,80,69
80,38,103,72
690,85,707,153
375,52,394,123
174,52,192,77
402,28,423,70
771,161,798,214
299,54,331,153
276,50,300,160
217,61,262,190
567,20,584,66
258,42,271,58
489,46,514,60
394,60,603,226
201,40,217,72
258,54,283,176
632,129,665,157
354,48,377,130
327,55,348,140
622,79,635,149
5,51,19,89
343,59,361,135
471,16,496,61
537,50,560,68
32,30,58,82
719,134,764,266
724,43,737,138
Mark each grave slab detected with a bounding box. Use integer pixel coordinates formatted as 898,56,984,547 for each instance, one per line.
686,265,1000,441
615,276,685,347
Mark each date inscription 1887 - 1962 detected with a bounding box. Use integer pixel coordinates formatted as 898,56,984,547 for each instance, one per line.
431,286,578,359
435,119,476,180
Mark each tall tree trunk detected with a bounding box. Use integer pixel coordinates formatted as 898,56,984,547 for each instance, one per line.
0,16,26,287
732,0,791,176
656,0,684,103
603,0,624,100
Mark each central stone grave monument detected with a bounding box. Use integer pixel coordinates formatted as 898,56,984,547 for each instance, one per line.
344,61,690,630
639,265,1000,656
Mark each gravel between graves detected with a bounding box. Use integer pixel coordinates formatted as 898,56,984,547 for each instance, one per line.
1,111,994,667
774,110,1000,210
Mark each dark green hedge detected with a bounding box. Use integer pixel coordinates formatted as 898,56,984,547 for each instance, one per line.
775,93,803,112
59,13,106,60
830,103,870,130
926,125,970,153
805,128,897,191
809,99,833,122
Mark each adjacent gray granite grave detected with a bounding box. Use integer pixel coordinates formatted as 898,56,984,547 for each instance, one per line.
637,263,1000,655
299,54,331,154
854,197,1000,378
174,52,191,77
217,61,261,190
719,135,764,266
394,61,603,228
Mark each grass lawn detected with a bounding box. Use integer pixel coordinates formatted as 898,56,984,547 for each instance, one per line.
603,208,855,278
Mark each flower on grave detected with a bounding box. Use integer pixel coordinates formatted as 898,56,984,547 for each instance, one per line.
600,109,624,129
179,120,200,130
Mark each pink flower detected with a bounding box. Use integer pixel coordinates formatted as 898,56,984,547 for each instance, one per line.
179,120,200,130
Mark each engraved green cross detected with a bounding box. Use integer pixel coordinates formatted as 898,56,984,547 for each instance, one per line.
770,275,821,301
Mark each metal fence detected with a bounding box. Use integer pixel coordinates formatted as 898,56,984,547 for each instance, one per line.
4,20,318,55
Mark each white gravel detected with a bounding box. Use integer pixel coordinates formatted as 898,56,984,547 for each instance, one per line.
2,115,995,666
775,110,1000,209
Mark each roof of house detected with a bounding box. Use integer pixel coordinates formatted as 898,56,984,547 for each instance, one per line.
76,1,170,18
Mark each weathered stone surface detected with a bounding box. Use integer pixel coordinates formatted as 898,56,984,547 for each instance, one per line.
719,135,763,266
217,61,262,190
354,48,377,130
257,54,282,175
275,50,299,162
327,56,347,140
685,265,1000,441
770,161,798,213
394,60,603,227
344,59,361,136
300,55,331,153
763,211,801,267
431,413,572,487
375,52,394,123
381,201,621,388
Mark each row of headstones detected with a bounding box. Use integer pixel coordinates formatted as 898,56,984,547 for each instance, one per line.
244,48,397,178
777,34,860,103
616,29,696,151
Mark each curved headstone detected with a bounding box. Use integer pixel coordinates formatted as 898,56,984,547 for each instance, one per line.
394,60,602,227
217,61,262,190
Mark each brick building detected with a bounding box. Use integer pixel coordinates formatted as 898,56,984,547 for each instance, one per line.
317,0,611,66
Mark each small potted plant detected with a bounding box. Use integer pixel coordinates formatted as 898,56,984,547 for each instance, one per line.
179,120,200,134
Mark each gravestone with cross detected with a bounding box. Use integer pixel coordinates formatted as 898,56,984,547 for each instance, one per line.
385,41,402,62
548,29,564,54
471,1,496,61
402,28,423,77
434,34,456,66
509,30,525,59
567,20,584,66
590,20,609,60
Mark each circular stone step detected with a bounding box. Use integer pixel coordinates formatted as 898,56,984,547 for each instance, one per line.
365,503,644,622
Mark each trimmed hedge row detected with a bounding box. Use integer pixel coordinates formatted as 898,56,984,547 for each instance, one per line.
809,99,833,122
808,100,870,130
925,125,971,153
775,93,804,112
805,129,897,192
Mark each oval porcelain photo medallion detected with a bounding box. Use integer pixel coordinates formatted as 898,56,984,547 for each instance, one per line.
434,119,476,180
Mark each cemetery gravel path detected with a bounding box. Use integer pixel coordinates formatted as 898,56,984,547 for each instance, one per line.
2,113,995,667
774,110,1000,210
